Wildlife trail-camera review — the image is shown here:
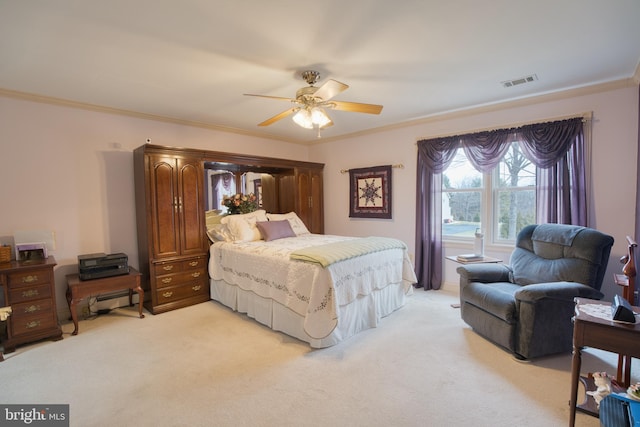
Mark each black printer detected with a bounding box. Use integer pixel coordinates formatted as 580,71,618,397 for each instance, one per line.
78,252,129,280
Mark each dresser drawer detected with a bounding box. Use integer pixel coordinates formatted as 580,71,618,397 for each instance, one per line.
10,299,54,319
154,268,206,289
153,256,207,276
181,257,206,270
8,283,52,304
155,280,208,303
154,260,184,275
10,312,57,336
7,269,52,288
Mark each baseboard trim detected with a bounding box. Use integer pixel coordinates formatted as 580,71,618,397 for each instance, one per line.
441,281,459,294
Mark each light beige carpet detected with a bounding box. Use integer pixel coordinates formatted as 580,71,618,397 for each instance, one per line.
1,289,635,427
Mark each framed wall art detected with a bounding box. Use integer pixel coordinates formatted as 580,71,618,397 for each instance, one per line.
349,165,392,219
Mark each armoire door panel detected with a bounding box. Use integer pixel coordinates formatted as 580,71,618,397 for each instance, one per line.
295,168,323,234
310,170,324,234
151,158,180,257
297,172,311,229
278,175,296,214
178,159,205,255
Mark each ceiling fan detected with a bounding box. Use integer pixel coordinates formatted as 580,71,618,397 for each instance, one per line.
244,70,383,134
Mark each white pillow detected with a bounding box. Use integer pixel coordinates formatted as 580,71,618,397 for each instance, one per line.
205,209,227,230
220,210,268,242
206,224,233,243
266,212,310,236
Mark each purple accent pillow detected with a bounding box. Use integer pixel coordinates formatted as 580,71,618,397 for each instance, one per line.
256,220,296,241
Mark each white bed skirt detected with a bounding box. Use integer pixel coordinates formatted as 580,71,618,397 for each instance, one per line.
210,278,411,348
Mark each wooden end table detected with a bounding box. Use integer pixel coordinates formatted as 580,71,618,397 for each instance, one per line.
66,267,144,335
569,297,640,426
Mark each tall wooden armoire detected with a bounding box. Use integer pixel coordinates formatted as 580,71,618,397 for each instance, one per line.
134,145,210,314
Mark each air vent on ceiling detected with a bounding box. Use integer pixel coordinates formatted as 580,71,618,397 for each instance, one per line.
502,74,538,88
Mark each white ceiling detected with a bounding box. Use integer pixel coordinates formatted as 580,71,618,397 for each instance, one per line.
1,0,639,144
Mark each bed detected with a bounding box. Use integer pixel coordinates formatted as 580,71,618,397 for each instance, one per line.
207,210,417,347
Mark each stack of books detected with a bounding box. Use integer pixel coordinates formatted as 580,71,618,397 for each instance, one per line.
456,253,484,263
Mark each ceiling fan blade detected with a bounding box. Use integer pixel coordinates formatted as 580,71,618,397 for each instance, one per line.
312,79,349,101
329,100,383,115
257,107,296,126
244,93,297,103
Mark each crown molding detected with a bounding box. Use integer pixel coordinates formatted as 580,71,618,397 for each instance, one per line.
2,76,637,147
0,87,303,144
315,77,638,145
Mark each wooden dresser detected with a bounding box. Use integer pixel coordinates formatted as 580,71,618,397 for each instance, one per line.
0,256,63,353
134,145,210,314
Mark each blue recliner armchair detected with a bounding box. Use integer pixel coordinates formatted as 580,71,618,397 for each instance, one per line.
456,223,614,359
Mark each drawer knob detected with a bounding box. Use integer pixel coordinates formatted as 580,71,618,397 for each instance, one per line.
162,277,173,284
22,289,39,298
26,320,41,329
162,265,174,271
192,285,202,291
191,272,201,278
162,291,173,298
22,275,38,283
24,304,40,313
189,261,198,267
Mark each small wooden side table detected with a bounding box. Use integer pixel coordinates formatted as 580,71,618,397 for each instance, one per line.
66,267,144,335
569,297,640,426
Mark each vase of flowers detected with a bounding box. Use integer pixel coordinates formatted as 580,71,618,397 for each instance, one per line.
222,193,258,215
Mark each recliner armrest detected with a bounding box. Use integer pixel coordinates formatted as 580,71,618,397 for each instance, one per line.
514,282,604,303
456,263,512,283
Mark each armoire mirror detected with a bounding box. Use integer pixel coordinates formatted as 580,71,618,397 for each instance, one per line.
204,161,295,215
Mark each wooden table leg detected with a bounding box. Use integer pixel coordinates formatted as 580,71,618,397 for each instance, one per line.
134,287,145,319
570,345,582,427
127,285,145,319
616,353,633,388
66,287,80,336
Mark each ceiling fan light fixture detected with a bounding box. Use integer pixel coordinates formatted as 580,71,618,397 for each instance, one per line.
292,108,313,129
310,107,331,128
292,107,331,129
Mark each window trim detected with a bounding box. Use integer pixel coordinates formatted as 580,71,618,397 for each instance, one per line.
442,144,537,247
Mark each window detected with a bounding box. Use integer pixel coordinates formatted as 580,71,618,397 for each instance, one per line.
442,141,536,243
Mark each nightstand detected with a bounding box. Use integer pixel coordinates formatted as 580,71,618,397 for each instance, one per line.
0,256,63,354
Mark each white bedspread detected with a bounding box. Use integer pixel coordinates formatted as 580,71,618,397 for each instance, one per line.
208,234,417,339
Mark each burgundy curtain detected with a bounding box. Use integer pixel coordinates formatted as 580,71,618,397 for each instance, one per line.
415,118,585,290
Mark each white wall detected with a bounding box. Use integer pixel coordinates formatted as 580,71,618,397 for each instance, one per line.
1,80,638,320
311,81,640,299
0,96,309,318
